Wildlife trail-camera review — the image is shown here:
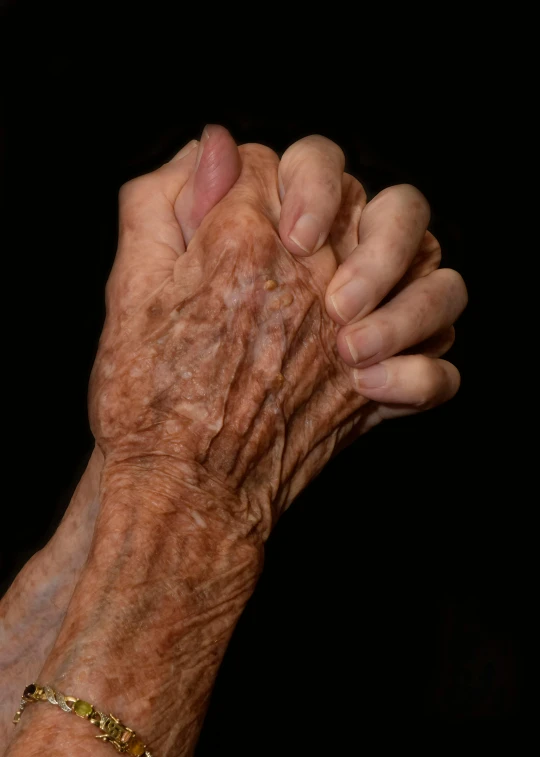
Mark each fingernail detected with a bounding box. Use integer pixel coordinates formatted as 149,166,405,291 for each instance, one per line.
195,125,212,170
354,364,387,388
172,139,198,162
345,326,382,364
289,213,325,254
330,279,368,324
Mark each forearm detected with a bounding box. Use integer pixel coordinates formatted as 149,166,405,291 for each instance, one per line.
7,473,263,757
1,446,102,623
0,447,102,744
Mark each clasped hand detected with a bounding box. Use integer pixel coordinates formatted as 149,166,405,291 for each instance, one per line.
92,125,466,537
2,125,467,757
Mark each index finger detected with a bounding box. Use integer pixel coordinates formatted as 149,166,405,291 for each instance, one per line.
278,135,345,256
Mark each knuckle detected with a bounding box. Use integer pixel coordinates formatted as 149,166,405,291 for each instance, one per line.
280,138,310,166
118,178,138,203
311,135,345,167
412,283,441,324
437,266,463,288
118,173,156,206
118,174,159,234
438,326,456,354
412,359,460,408
318,172,342,206
444,360,462,398
398,182,429,203
436,268,469,311
368,184,431,226
282,135,345,179
400,184,431,222
419,283,439,310
412,356,439,407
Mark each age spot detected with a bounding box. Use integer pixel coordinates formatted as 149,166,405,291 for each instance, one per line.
270,373,284,391
270,291,294,310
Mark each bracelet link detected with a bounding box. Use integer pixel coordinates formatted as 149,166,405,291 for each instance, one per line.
98,712,147,755
72,698,94,718
13,682,153,756
12,683,44,723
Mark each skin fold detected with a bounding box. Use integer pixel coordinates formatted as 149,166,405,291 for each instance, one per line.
2,129,467,755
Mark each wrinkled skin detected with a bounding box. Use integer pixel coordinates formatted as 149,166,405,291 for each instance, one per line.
92,145,367,539
4,134,467,757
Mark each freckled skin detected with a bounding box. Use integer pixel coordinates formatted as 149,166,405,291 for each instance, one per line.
4,149,371,753
91,145,369,539
3,137,466,757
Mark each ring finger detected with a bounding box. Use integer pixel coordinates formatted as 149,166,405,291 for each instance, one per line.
337,268,467,368
326,183,432,325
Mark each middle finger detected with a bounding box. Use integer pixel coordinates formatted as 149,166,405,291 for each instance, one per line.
326,183,431,325
337,268,467,368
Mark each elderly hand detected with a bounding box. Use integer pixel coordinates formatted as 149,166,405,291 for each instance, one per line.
4,126,466,756
278,135,466,427
91,127,465,532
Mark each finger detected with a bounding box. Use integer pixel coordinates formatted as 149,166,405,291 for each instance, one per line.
174,124,242,245
278,135,345,256
401,230,442,283
337,268,467,368
117,138,200,263
326,184,431,325
329,173,368,262
380,229,443,307
406,326,456,358
351,354,461,409
111,129,240,311
169,139,199,162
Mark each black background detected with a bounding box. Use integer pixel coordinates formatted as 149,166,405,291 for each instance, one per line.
0,5,530,754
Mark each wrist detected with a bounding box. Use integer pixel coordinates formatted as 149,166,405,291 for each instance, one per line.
99,453,271,542
9,476,262,756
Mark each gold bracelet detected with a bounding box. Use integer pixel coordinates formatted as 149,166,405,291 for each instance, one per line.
13,682,153,756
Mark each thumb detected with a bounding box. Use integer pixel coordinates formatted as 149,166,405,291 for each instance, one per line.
174,124,241,245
